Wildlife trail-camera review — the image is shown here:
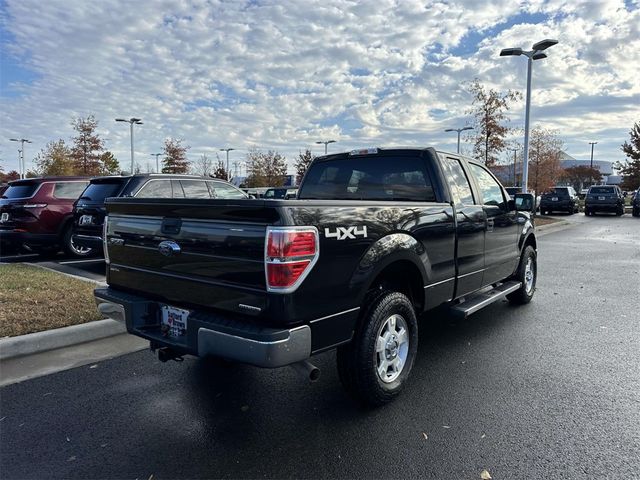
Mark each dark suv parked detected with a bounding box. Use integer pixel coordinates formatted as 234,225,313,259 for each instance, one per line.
72,174,248,253
632,188,640,217
584,185,625,216
0,177,89,256
539,186,579,215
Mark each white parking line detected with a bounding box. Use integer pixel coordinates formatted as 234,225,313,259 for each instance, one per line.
58,259,105,265
0,254,39,262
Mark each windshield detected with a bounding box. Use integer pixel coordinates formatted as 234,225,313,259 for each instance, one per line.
1,184,38,199
79,181,126,202
299,155,436,201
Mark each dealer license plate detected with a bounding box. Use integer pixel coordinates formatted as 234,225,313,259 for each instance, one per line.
79,214,93,226
552,197,558,201
0,213,8,223
598,196,605,201
161,305,189,338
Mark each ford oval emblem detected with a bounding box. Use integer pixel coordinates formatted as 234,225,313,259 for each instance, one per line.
158,240,181,257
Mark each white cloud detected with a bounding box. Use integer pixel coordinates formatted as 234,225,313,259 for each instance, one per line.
1,0,639,176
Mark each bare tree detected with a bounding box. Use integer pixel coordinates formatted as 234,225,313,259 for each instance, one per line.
192,154,214,177
212,159,228,179
528,126,563,195
466,79,522,167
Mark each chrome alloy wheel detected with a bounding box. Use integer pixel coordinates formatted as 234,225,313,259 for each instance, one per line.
70,236,92,256
524,257,535,294
375,314,409,383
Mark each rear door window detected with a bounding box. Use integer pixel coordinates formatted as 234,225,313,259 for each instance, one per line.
443,157,475,206
2,184,38,199
136,180,173,198
299,155,436,201
54,181,88,199
180,180,211,198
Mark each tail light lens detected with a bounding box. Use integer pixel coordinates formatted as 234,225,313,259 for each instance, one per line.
265,227,318,292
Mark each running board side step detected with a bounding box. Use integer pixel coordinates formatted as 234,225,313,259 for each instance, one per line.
449,281,522,319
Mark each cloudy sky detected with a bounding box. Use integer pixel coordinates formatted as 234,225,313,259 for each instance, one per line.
1,0,639,176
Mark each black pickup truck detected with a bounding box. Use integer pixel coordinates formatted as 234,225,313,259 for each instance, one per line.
95,147,537,406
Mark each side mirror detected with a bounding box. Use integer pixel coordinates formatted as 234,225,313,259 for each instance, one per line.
515,193,535,212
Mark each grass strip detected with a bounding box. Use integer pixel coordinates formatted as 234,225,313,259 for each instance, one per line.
0,264,101,337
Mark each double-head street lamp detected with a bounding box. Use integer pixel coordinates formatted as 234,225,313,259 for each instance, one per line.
500,38,558,193
315,139,336,155
9,138,32,179
150,153,163,173
220,148,235,181
444,126,473,154
115,117,143,174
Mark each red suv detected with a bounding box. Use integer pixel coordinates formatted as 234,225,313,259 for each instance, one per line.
0,177,90,256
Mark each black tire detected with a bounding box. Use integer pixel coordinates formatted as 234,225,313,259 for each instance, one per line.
633,208,639,217
616,205,624,216
62,225,94,258
336,290,418,407
507,245,537,305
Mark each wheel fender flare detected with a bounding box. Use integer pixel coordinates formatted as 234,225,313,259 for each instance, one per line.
350,233,428,306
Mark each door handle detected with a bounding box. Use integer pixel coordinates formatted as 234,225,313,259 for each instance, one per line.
486,218,494,232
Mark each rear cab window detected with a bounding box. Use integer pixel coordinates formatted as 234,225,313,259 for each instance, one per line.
54,181,89,199
299,154,437,201
443,157,475,206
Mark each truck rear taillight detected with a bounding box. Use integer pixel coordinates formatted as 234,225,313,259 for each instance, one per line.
103,215,110,264
265,227,319,292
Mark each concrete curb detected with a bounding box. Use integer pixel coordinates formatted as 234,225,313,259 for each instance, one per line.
0,319,125,361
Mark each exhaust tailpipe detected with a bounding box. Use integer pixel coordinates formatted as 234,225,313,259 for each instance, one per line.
291,360,320,382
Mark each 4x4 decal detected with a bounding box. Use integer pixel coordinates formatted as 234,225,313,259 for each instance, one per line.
324,226,368,240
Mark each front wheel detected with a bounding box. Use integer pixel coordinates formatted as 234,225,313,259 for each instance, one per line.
337,291,418,407
507,245,537,305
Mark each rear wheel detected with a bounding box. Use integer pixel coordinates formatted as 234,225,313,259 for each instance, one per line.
507,245,537,305
633,207,640,217
337,290,418,407
616,205,624,216
62,225,93,258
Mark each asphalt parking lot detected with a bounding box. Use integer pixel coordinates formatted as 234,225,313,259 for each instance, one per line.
1,214,639,479
0,251,106,283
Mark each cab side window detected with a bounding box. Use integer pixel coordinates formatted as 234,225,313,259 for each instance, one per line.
469,163,506,209
443,158,475,206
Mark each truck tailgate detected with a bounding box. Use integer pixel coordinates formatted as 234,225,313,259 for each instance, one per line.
105,198,280,316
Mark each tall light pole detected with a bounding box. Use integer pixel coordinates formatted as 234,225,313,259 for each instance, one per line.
444,126,473,154
220,148,234,181
589,141,598,186
115,118,143,174
315,139,336,155
150,153,162,173
500,39,558,193
9,138,32,179
508,147,518,186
